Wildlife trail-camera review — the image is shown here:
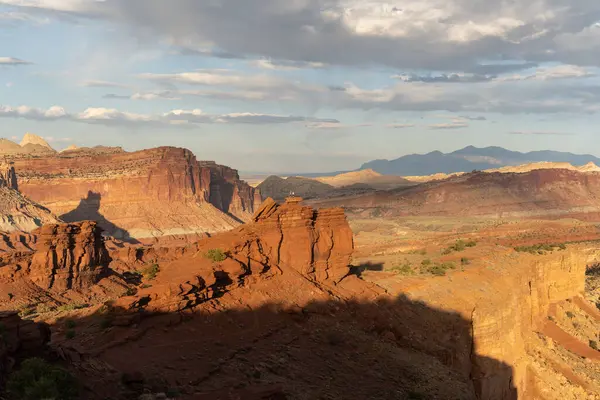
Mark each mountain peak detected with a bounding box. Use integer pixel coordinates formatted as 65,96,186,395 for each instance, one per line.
20,133,54,151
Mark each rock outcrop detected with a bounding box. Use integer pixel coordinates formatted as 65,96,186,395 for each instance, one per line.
0,162,59,233
233,197,353,284
0,162,17,191
29,221,111,291
200,161,262,220
12,147,261,239
20,133,53,151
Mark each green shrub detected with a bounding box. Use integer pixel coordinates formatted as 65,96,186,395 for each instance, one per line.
64,320,76,329
65,330,76,340
18,305,35,318
6,358,79,400
590,340,598,351
421,259,432,267
56,303,88,313
141,264,160,280
204,249,227,263
566,311,575,319
442,239,477,254
122,287,138,297
428,265,447,276
427,262,456,276
514,243,566,255
461,257,470,265
36,303,55,314
391,260,414,275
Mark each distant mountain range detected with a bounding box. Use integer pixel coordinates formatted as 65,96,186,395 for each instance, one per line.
361,146,600,176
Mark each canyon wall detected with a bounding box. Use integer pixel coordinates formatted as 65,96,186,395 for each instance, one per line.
12,147,261,239
399,249,588,399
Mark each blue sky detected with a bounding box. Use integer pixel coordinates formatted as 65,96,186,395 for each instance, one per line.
3,1,600,173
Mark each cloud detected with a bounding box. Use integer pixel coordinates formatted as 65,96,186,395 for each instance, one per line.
304,121,371,129
0,104,339,128
7,0,600,73
250,59,327,71
394,73,495,83
385,123,416,129
81,80,132,89
499,65,595,81
428,122,469,130
459,115,486,121
508,131,574,136
0,57,31,65
103,91,180,100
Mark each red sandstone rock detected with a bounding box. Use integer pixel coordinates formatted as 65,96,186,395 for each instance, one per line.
12,147,260,239
29,221,110,291
0,162,18,191
229,197,353,283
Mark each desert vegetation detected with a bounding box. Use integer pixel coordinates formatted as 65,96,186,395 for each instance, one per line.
514,243,567,254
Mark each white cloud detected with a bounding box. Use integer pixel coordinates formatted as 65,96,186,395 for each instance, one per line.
81,80,132,89
305,121,372,129
249,59,327,71
499,65,596,81
385,123,416,129
0,104,339,127
0,57,31,65
428,122,469,130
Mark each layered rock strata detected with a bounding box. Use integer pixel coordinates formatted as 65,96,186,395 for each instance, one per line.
12,147,261,239
29,221,111,291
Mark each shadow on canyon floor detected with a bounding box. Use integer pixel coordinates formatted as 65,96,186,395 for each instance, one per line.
350,262,385,275
60,191,139,244
42,293,518,400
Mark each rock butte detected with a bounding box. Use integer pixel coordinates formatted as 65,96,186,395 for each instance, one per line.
10,146,261,240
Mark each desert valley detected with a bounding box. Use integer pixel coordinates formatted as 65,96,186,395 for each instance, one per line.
0,134,599,399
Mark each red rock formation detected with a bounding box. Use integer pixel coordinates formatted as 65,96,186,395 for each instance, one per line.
199,161,262,221
29,221,110,291
12,147,260,239
145,197,355,313
230,197,353,284
0,162,17,191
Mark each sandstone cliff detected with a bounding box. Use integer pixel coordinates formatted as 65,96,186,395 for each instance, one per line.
199,161,262,221
0,162,59,233
29,221,111,291
13,147,261,239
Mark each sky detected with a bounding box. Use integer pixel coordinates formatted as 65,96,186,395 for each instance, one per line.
2,1,600,173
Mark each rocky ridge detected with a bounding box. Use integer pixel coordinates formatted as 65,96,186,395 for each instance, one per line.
312,168,600,220
11,146,261,239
